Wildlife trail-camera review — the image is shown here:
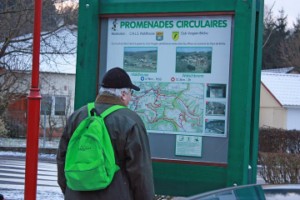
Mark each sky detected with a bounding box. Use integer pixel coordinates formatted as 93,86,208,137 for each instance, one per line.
264,0,300,29
54,0,298,29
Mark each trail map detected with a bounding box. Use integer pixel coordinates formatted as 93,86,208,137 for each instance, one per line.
129,82,204,135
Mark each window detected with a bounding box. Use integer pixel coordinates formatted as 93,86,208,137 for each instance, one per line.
41,96,52,115
55,96,66,115
41,95,67,116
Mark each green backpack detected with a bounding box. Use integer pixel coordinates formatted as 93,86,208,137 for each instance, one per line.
65,103,125,191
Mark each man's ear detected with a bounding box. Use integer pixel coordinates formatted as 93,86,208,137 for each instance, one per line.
121,92,127,101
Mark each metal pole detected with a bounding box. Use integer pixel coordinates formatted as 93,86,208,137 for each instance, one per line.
43,110,46,148
24,0,42,199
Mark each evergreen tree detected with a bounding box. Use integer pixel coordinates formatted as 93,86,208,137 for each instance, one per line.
292,17,300,36
262,9,290,69
280,17,300,69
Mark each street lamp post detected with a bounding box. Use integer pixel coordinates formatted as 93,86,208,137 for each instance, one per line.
24,0,42,199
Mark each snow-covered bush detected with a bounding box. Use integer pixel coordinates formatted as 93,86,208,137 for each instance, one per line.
0,117,8,137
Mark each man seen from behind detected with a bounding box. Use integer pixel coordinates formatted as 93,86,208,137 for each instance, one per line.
57,67,155,200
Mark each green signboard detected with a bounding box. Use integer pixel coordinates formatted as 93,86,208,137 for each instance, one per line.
75,0,264,196
103,15,232,165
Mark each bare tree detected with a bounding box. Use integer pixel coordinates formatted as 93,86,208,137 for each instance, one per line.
263,1,276,48
0,0,77,117
55,0,78,26
0,0,78,138
59,91,73,128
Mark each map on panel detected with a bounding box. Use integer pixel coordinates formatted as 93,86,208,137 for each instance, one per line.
129,82,204,135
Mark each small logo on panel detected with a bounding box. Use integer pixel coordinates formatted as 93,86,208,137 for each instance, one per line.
112,19,118,31
156,32,164,41
172,31,179,41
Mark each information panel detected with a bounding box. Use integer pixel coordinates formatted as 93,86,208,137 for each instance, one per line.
105,15,232,163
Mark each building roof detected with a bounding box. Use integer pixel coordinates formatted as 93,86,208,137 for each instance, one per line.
262,67,295,74
261,72,300,107
2,26,77,74
39,27,77,74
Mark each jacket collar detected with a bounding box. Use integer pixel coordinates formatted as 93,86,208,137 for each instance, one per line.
95,94,126,106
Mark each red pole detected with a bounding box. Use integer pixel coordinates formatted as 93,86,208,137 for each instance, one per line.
24,0,42,199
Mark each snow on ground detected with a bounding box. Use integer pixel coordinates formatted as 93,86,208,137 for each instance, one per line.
0,151,57,160
0,138,60,149
0,150,63,200
0,138,264,199
0,189,63,200
0,138,61,199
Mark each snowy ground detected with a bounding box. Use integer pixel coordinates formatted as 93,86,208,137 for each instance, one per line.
0,189,63,200
0,139,186,200
0,138,60,149
0,138,264,200
0,150,63,200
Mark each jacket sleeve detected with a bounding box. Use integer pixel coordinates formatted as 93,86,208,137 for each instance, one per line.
125,122,155,200
56,123,69,194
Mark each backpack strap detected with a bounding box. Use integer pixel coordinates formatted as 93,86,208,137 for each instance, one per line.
87,102,96,117
87,103,125,118
101,105,126,118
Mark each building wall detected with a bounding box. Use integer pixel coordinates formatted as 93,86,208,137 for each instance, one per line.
40,72,75,113
260,84,287,129
5,71,75,137
39,72,75,128
287,108,300,130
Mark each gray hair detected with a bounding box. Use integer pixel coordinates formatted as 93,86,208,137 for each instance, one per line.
99,87,130,97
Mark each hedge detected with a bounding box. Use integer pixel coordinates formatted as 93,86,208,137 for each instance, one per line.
258,128,300,184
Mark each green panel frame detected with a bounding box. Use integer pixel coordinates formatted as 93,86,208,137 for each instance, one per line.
153,162,227,196
99,0,236,14
249,0,264,184
75,0,264,196
75,0,100,109
226,0,257,186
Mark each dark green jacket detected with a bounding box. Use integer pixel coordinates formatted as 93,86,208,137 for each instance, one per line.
57,94,155,200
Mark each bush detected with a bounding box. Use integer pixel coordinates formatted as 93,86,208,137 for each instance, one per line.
5,120,26,138
259,128,300,153
259,152,300,183
0,118,8,137
259,128,300,184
